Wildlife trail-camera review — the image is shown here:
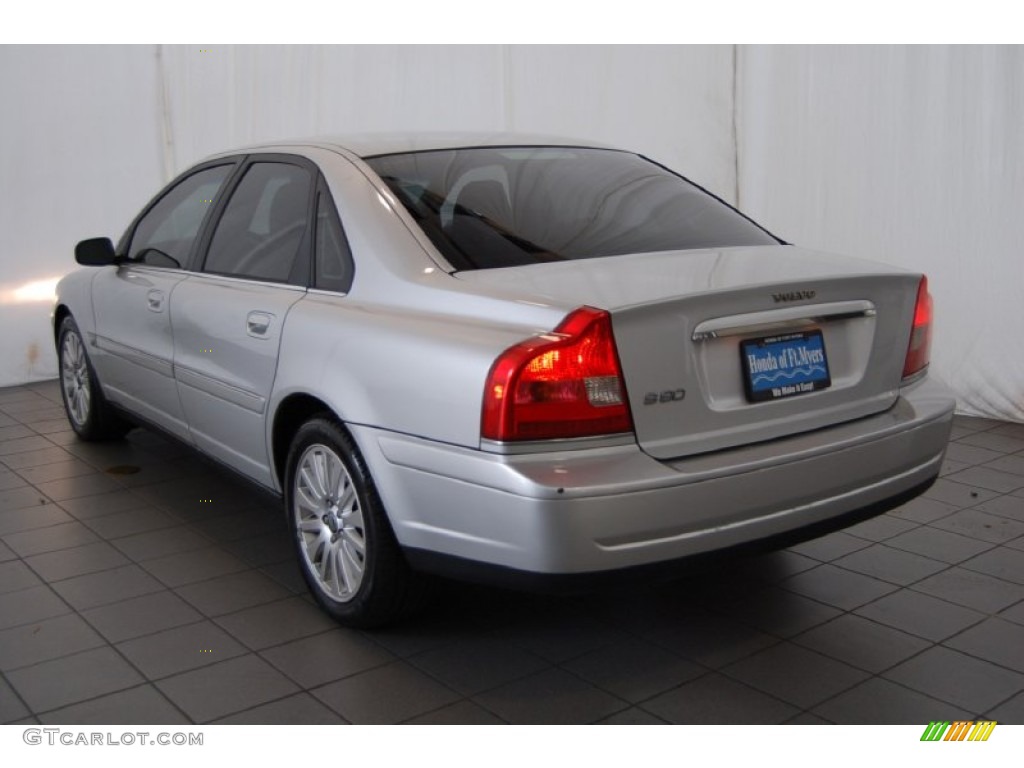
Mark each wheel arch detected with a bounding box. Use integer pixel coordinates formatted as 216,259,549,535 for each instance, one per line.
271,392,350,489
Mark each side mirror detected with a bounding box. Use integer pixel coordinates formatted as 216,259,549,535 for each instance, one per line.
74,237,118,266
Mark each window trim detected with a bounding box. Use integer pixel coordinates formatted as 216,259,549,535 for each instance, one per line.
118,158,244,272
312,175,355,294
192,153,320,287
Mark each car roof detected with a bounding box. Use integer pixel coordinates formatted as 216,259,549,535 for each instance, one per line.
205,132,622,160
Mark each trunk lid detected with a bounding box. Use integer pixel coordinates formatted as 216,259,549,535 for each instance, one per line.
456,245,922,458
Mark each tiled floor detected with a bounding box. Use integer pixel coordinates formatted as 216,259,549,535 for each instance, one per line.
1,380,1023,725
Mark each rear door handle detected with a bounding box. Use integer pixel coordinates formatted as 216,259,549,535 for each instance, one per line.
246,311,273,338
147,289,165,312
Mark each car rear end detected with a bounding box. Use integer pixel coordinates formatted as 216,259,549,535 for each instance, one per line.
340,141,955,585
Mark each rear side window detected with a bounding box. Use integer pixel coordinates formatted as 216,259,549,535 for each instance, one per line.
314,191,353,292
128,164,232,267
365,147,778,270
203,162,313,282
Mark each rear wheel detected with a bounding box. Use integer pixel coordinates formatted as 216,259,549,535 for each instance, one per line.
284,417,418,628
57,316,130,441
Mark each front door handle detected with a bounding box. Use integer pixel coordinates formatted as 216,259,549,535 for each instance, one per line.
147,289,165,312
246,311,273,338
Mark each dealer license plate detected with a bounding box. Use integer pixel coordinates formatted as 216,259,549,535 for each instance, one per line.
740,330,832,403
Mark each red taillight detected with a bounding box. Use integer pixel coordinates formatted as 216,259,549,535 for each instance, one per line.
902,276,933,380
482,307,634,441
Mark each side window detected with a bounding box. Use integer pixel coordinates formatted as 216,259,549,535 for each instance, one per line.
314,190,353,292
128,165,232,267
203,162,312,282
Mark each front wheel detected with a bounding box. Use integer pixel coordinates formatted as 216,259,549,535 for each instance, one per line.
57,316,130,441
284,417,418,628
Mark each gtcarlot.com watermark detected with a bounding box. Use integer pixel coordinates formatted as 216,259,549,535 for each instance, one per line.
23,729,203,747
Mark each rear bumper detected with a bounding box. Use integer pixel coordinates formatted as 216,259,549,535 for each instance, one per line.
354,377,955,579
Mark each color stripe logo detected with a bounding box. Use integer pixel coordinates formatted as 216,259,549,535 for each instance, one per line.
920,721,997,741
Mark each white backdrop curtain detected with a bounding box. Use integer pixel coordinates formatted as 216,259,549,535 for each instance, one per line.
0,44,1019,422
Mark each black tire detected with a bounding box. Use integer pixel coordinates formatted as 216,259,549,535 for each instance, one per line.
57,316,131,441
284,416,420,628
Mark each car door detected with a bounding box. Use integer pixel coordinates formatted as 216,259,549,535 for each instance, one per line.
90,162,237,440
170,156,315,487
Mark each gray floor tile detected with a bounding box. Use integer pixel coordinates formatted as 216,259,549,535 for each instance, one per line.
111,525,210,561
117,620,248,680
472,667,624,724
944,618,1024,673
0,585,71,630
944,466,1024,494
833,544,949,586
25,541,129,581
723,642,869,709
961,547,1024,586
51,564,165,611
563,639,704,703
82,506,178,540
0,425,35,443
39,684,190,724
260,629,394,688
912,567,1024,613
595,707,667,725
843,515,920,542
956,431,1024,454
896,494,968,521
885,525,995,564
717,585,842,637
944,442,1008,467
313,660,460,724
0,438,66,460
988,690,1024,723
784,712,833,724
214,692,346,724
496,611,629,665
0,504,72,537
2,520,100,557
222,531,294,565
792,614,931,673
214,596,337,650
0,486,54,515
174,569,290,616
990,423,1024,440
140,546,249,588
15,460,98,486
730,550,821,582
405,700,506,724
651,611,778,668
787,531,872,562
973,494,1024,522
81,590,203,643
58,490,151,520
0,470,27,491
923,479,1001,508
781,564,898,610
156,654,299,723
409,636,551,696
0,540,14,561
940,459,970,477
33,473,123,502
813,677,972,724
931,508,1024,544
0,613,105,671
883,646,1024,713
1000,600,1024,626
0,675,30,722
6,646,144,713
983,454,1024,478
0,560,42,593
642,672,798,724
854,589,986,641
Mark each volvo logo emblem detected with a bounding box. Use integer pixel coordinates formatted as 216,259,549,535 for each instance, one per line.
772,290,816,303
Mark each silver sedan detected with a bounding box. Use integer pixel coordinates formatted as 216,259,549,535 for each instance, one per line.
55,134,956,626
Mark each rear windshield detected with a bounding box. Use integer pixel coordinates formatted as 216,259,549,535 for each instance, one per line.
364,146,778,271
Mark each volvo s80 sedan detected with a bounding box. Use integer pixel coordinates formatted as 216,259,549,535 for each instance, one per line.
55,134,956,626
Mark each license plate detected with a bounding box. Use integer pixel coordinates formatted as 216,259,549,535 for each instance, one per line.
740,330,831,402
